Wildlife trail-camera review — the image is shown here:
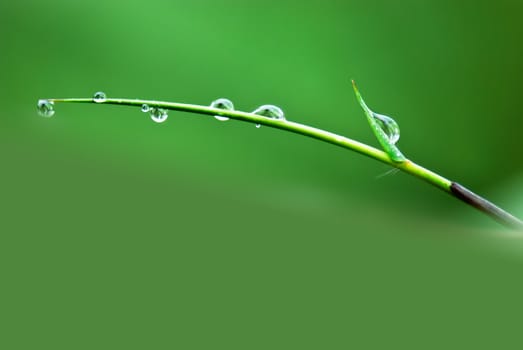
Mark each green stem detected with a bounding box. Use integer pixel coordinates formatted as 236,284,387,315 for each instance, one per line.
45,97,523,230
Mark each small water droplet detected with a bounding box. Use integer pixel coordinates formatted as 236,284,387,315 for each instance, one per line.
93,91,106,103
255,124,261,128
150,107,168,123
210,98,234,121
37,99,55,117
372,112,400,144
141,104,150,113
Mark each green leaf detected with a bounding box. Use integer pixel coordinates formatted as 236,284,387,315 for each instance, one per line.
352,80,406,163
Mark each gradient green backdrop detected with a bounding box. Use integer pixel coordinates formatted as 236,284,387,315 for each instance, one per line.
2,0,523,348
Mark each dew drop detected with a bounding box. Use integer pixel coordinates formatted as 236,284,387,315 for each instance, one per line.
37,99,55,117
255,124,261,128
210,98,234,121
141,104,150,113
252,105,285,120
252,105,285,128
150,107,168,123
372,112,400,144
93,91,106,103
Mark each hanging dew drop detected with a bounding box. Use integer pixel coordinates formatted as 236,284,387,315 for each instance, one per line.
255,124,261,128
210,98,234,121
150,107,168,123
93,91,106,103
372,112,400,144
141,104,150,113
37,99,55,117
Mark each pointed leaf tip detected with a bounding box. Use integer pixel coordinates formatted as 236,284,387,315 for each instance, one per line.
351,79,358,92
351,80,365,108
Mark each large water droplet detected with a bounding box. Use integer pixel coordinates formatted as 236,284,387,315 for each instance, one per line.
93,91,106,103
150,107,168,123
253,105,285,120
37,99,55,117
141,104,150,113
210,98,234,121
252,105,285,128
372,112,400,144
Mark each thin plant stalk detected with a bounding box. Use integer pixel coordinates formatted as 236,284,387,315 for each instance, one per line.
41,97,523,230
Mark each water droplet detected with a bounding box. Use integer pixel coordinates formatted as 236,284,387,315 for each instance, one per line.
150,107,168,123
255,124,261,128
141,104,150,113
252,104,285,128
210,98,234,121
372,112,400,144
252,105,285,120
37,99,55,117
93,91,106,103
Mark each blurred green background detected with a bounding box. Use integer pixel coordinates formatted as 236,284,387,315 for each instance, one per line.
2,0,523,348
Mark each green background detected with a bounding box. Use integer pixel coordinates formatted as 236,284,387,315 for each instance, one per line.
2,0,523,348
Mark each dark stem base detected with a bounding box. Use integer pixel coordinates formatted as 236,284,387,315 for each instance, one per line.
450,182,523,230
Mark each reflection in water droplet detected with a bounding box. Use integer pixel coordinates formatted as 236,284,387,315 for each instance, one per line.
150,107,168,123
93,91,107,103
210,98,234,121
372,112,400,144
37,99,55,117
141,104,150,113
